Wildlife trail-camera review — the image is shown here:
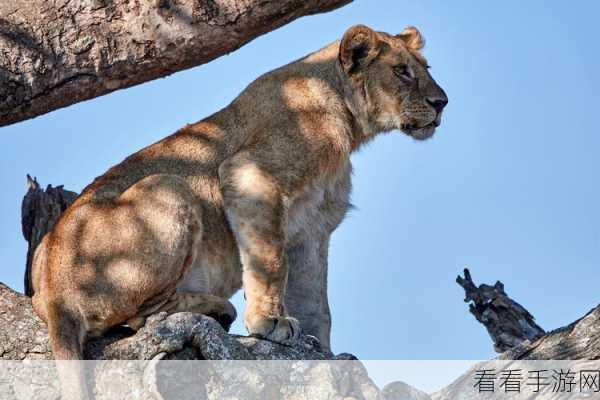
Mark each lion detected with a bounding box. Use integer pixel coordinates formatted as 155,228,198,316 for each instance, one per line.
31,24,447,399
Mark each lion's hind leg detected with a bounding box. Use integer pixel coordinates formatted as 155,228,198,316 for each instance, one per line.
47,173,204,339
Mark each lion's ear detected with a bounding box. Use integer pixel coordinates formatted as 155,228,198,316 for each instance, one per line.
397,26,425,51
339,25,381,75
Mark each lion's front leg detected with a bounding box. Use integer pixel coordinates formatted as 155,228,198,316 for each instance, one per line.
285,234,332,351
219,153,300,342
285,160,351,351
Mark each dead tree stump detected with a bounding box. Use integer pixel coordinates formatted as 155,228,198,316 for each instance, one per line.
456,268,545,352
21,175,77,296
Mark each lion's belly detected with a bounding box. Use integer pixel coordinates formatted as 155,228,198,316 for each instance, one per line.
177,213,243,298
177,177,243,299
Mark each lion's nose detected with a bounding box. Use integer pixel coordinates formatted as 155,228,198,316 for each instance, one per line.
427,98,448,113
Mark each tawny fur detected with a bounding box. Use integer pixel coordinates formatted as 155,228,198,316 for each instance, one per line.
31,25,447,384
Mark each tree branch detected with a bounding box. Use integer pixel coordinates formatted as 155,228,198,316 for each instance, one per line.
456,268,545,353
0,0,352,127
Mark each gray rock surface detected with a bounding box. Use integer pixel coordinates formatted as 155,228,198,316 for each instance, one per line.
382,381,432,400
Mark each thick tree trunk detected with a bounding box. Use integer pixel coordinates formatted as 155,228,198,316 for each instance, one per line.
0,0,351,127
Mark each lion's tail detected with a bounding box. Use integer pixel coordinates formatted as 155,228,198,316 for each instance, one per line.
47,302,90,400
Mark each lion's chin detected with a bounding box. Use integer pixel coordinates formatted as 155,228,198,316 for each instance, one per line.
404,125,436,141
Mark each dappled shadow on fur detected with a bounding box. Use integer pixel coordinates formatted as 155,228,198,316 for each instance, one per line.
34,26,448,363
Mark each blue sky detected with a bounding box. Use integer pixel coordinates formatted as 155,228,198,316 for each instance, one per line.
1,1,599,360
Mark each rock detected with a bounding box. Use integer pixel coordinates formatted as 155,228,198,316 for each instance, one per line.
383,381,431,400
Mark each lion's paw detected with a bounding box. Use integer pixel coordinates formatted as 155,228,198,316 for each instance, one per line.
246,315,301,343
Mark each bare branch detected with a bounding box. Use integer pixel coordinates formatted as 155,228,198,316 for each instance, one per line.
0,0,352,127
457,268,545,353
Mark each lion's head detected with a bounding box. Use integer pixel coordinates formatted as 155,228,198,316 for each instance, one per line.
339,25,448,140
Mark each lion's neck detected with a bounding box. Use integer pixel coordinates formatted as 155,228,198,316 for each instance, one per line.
317,52,379,153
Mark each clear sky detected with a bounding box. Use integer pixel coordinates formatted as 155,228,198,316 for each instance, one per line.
1,0,598,360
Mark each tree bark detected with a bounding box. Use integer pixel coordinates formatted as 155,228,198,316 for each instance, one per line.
0,279,598,400
0,282,336,361
0,282,386,400
0,0,351,127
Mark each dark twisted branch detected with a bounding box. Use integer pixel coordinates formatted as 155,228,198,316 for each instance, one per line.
21,175,77,296
457,268,546,353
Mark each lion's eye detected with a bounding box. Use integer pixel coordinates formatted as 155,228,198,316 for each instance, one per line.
393,65,412,80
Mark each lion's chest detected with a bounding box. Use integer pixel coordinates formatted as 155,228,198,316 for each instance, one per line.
285,164,352,246
286,186,328,244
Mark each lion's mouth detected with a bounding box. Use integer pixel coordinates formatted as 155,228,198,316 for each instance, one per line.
400,121,438,140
